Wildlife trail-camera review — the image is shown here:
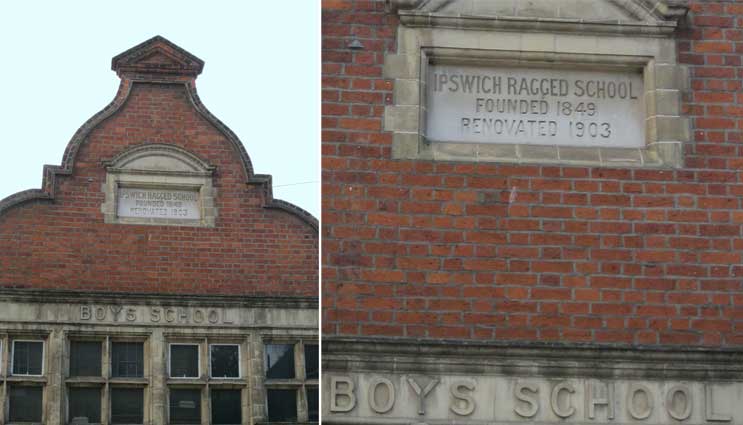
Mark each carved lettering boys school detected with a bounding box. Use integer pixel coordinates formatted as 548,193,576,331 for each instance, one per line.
328,374,737,423
79,305,235,325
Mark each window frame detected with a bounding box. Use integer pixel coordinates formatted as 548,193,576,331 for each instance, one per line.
67,385,104,424
209,388,243,425
8,383,45,423
109,386,146,425
208,343,241,380
168,343,201,379
167,386,204,425
69,340,104,378
11,339,45,377
110,340,146,379
64,335,149,425
263,338,319,423
304,343,319,381
264,343,296,381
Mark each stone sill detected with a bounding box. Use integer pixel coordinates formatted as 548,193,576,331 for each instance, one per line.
419,140,682,168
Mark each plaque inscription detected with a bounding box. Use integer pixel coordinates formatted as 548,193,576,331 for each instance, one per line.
117,187,200,220
427,64,645,148
327,373,738,424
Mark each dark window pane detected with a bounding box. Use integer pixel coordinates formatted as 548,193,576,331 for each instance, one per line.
70,341,102,377
170,389,201,424
69,387,101,423
267,389,297,422
211,389,242,424
111,388,144,424
112,342,144,378
211,345,239,378
307,388,319,422
13,341,43,375
170,345,199,378
265,344,295,379
9,385,43,422
304,345,318,380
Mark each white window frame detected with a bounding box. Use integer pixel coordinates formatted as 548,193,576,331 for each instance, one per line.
11,339,44,376
208,343,241,379
168,343,200,379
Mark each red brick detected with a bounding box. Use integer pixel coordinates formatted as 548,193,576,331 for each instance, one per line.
322,0,743,348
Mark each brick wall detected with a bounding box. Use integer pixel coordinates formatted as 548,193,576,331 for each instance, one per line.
0,42,318,297
322,0,743,346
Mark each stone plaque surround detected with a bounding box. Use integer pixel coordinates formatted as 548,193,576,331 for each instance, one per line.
101,144,217,227
386,16,690,168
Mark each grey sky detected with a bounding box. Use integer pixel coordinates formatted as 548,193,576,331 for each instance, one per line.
0,1,319,217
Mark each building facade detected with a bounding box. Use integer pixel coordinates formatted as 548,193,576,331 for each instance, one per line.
0,37,318,424
323,0,743,423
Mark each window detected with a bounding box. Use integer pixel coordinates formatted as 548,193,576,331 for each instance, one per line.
307,388,319,422
5,337,47,423
111,388,144,424
268,389,297,422
304,344,318,380
12,340,44,375
210,344,240,378
211,389,242,424
170,388,201,424
70,341,102,377
69,387,102,423
9,385,43,422
112,341,144,378
264,340,318,422
167,339,247,425
170,344,199,378
265,344,295,379
67,337,148,425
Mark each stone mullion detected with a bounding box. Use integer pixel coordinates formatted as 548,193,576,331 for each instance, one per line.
248,333,264,425
149,329,166,425
101,335,110,425
102,382,110,425
295,341,308,423
46,328,63,425
202,337,209,425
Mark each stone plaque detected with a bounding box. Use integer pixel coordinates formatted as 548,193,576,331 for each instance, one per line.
427,64,645,148
117,187,200,220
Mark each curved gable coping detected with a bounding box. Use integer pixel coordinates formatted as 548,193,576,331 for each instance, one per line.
184,83,319,231
0,79,318,232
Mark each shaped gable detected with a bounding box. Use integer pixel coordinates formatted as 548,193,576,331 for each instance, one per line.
0,36,317,296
